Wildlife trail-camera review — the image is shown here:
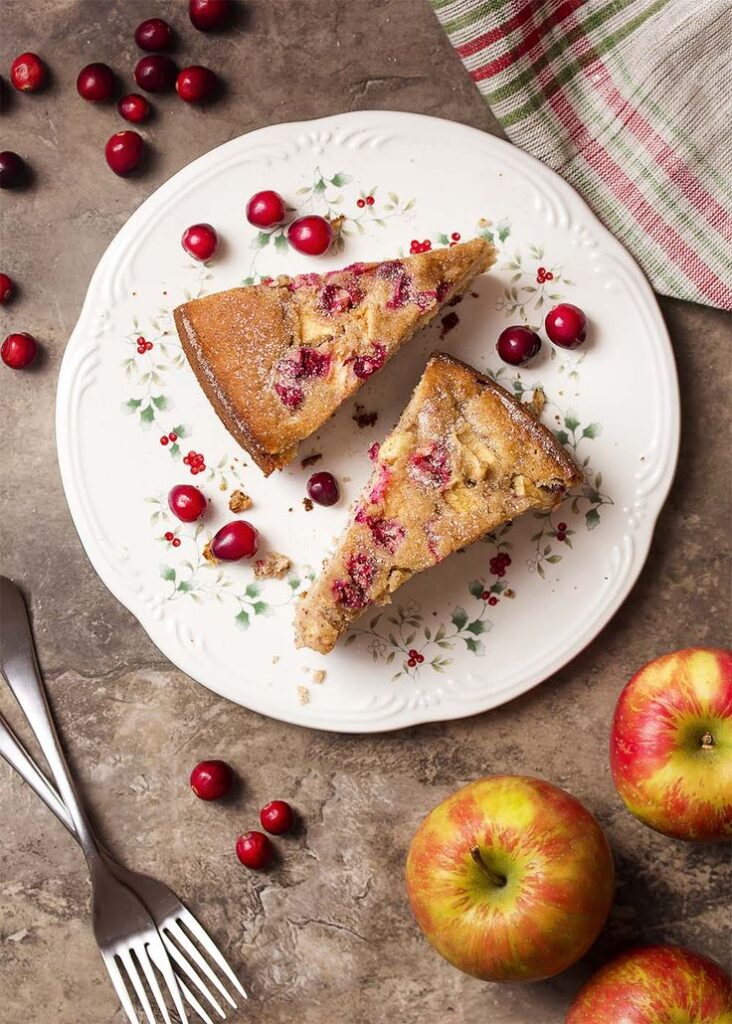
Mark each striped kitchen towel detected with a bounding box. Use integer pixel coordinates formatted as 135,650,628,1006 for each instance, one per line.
431,0,732,310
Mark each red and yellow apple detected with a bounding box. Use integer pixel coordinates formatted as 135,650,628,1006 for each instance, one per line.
405,775,614,982
565,944,732,1023
610,647,732,841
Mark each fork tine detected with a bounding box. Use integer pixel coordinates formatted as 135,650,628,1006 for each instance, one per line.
161,932,227,1019
119,948,157,1024
137,943,173,1024
165,921,237,1010
172,974,218,1024
177,909,248,999
147,929,190,1024
102,951,141,1024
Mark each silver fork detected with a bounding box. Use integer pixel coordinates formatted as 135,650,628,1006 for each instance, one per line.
0,576,198,1024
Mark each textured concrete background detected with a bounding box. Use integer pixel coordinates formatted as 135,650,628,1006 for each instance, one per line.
1,2,730,1022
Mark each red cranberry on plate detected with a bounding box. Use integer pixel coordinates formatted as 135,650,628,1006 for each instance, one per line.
10,52,47,92
176,65,218,103
134,54,177,94
496,325,542,366
134,17,174,51
246,190,286,228
77,62,115,102
0,151,29,189
287,215,333,256
181,223,218,261
168,484,206,522
260,800,294,835
307,471,339,507
236,831,273,870
2,332,38,370
0,273,14,304
210,521,259,561
190,759,233,800
544,303,588,349
189,0,232,31
105,131,144,177
118,93,150,124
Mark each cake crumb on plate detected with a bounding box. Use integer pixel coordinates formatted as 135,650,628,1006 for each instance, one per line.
254,551,291,579
229,489,252,513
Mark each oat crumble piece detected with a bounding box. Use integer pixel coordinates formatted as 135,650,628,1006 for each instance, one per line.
229,489,252,513
297,685,310,705
312,669,326,684
254,551,292,580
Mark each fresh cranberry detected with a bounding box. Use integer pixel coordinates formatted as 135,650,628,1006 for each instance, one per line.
10,53,47,92
211,521,259,561
496,326,542,366
307,471,339,507
105,131,144,177
118,93,150,124
77,63,115,102
182,223,218,262
236,831,273,870
545,303,588,349
0,151,28,189
287,215,333,256
260,800,294,835
176,65,218,103
246,189,286,228
134,55,177,94
189,759,233,800
189,0,232,31
135,17,174,51
168,484,206,522
0,274,13,304
2,332,37,370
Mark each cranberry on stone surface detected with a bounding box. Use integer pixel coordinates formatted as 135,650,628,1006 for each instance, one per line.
182,223,218,261
135,17,174,51
260,800,294,835
189,0,232,31
307,471,339,507
246,189,286,228
190,759,233,800
105,131,144,176
168,484,206,523
118,93,150,124
496,325,542,366
176,65,218,103
134,54,177,94
2,332,37,370
10,52,47,92
211,521,259,561
77,62,115,102
236,831,273,870
287,215,333,256
0,151,28,189
0,273,14,304
544,303,588,349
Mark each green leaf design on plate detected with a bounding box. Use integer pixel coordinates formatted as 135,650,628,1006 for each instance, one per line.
451,607,468,630
140,405,155,424
235,609,250,630
582,422,602,439
160,565,176,581
585,508,601,530
468,579,485,599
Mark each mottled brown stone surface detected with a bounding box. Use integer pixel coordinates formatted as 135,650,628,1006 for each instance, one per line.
1,2,730,1022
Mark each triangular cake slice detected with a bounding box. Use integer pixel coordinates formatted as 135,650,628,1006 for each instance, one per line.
173,239,494,475
294,352,581,654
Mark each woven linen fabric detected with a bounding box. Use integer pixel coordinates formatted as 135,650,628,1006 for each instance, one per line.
431,0,732,310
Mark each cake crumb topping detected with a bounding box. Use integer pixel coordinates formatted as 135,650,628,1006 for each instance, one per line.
254,551,292,579
228,489,252,513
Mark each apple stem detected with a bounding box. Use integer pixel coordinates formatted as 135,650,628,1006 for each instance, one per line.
470,846,506,888
701,732,714,751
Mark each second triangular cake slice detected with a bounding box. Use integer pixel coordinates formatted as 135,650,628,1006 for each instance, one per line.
173,238,494,475
295,352,581,654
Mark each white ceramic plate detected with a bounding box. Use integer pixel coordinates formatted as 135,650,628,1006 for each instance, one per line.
56,111,679,733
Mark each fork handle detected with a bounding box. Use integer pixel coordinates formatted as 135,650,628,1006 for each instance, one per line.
0,714,74,835
0,578,107,876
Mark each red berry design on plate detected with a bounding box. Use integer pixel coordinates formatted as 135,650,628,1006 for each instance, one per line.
0,273,14,304
172,538,181,547
176,65,218,103
210,521,259,561
190,759,233,800
366,195,375,206
260,800,294,835
496,325,541,366
287,215,333,256
246,189,286,228
0,151,29,189
2,332,38,370
118,93,150,124
10,52,47,92
77,62,115,102
489,552,511,577
134,55,177,94
451,232,461,241
182,223,218,262
236,831,273,870
164,531,174,541
409,239,432,255
545,303,588,349
105,131,144,177
356,198,365,209
488,596,498,606
135,18,174,51
189,0,232,31
168,484,206,523
307,471,340,507
183,450,207,474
